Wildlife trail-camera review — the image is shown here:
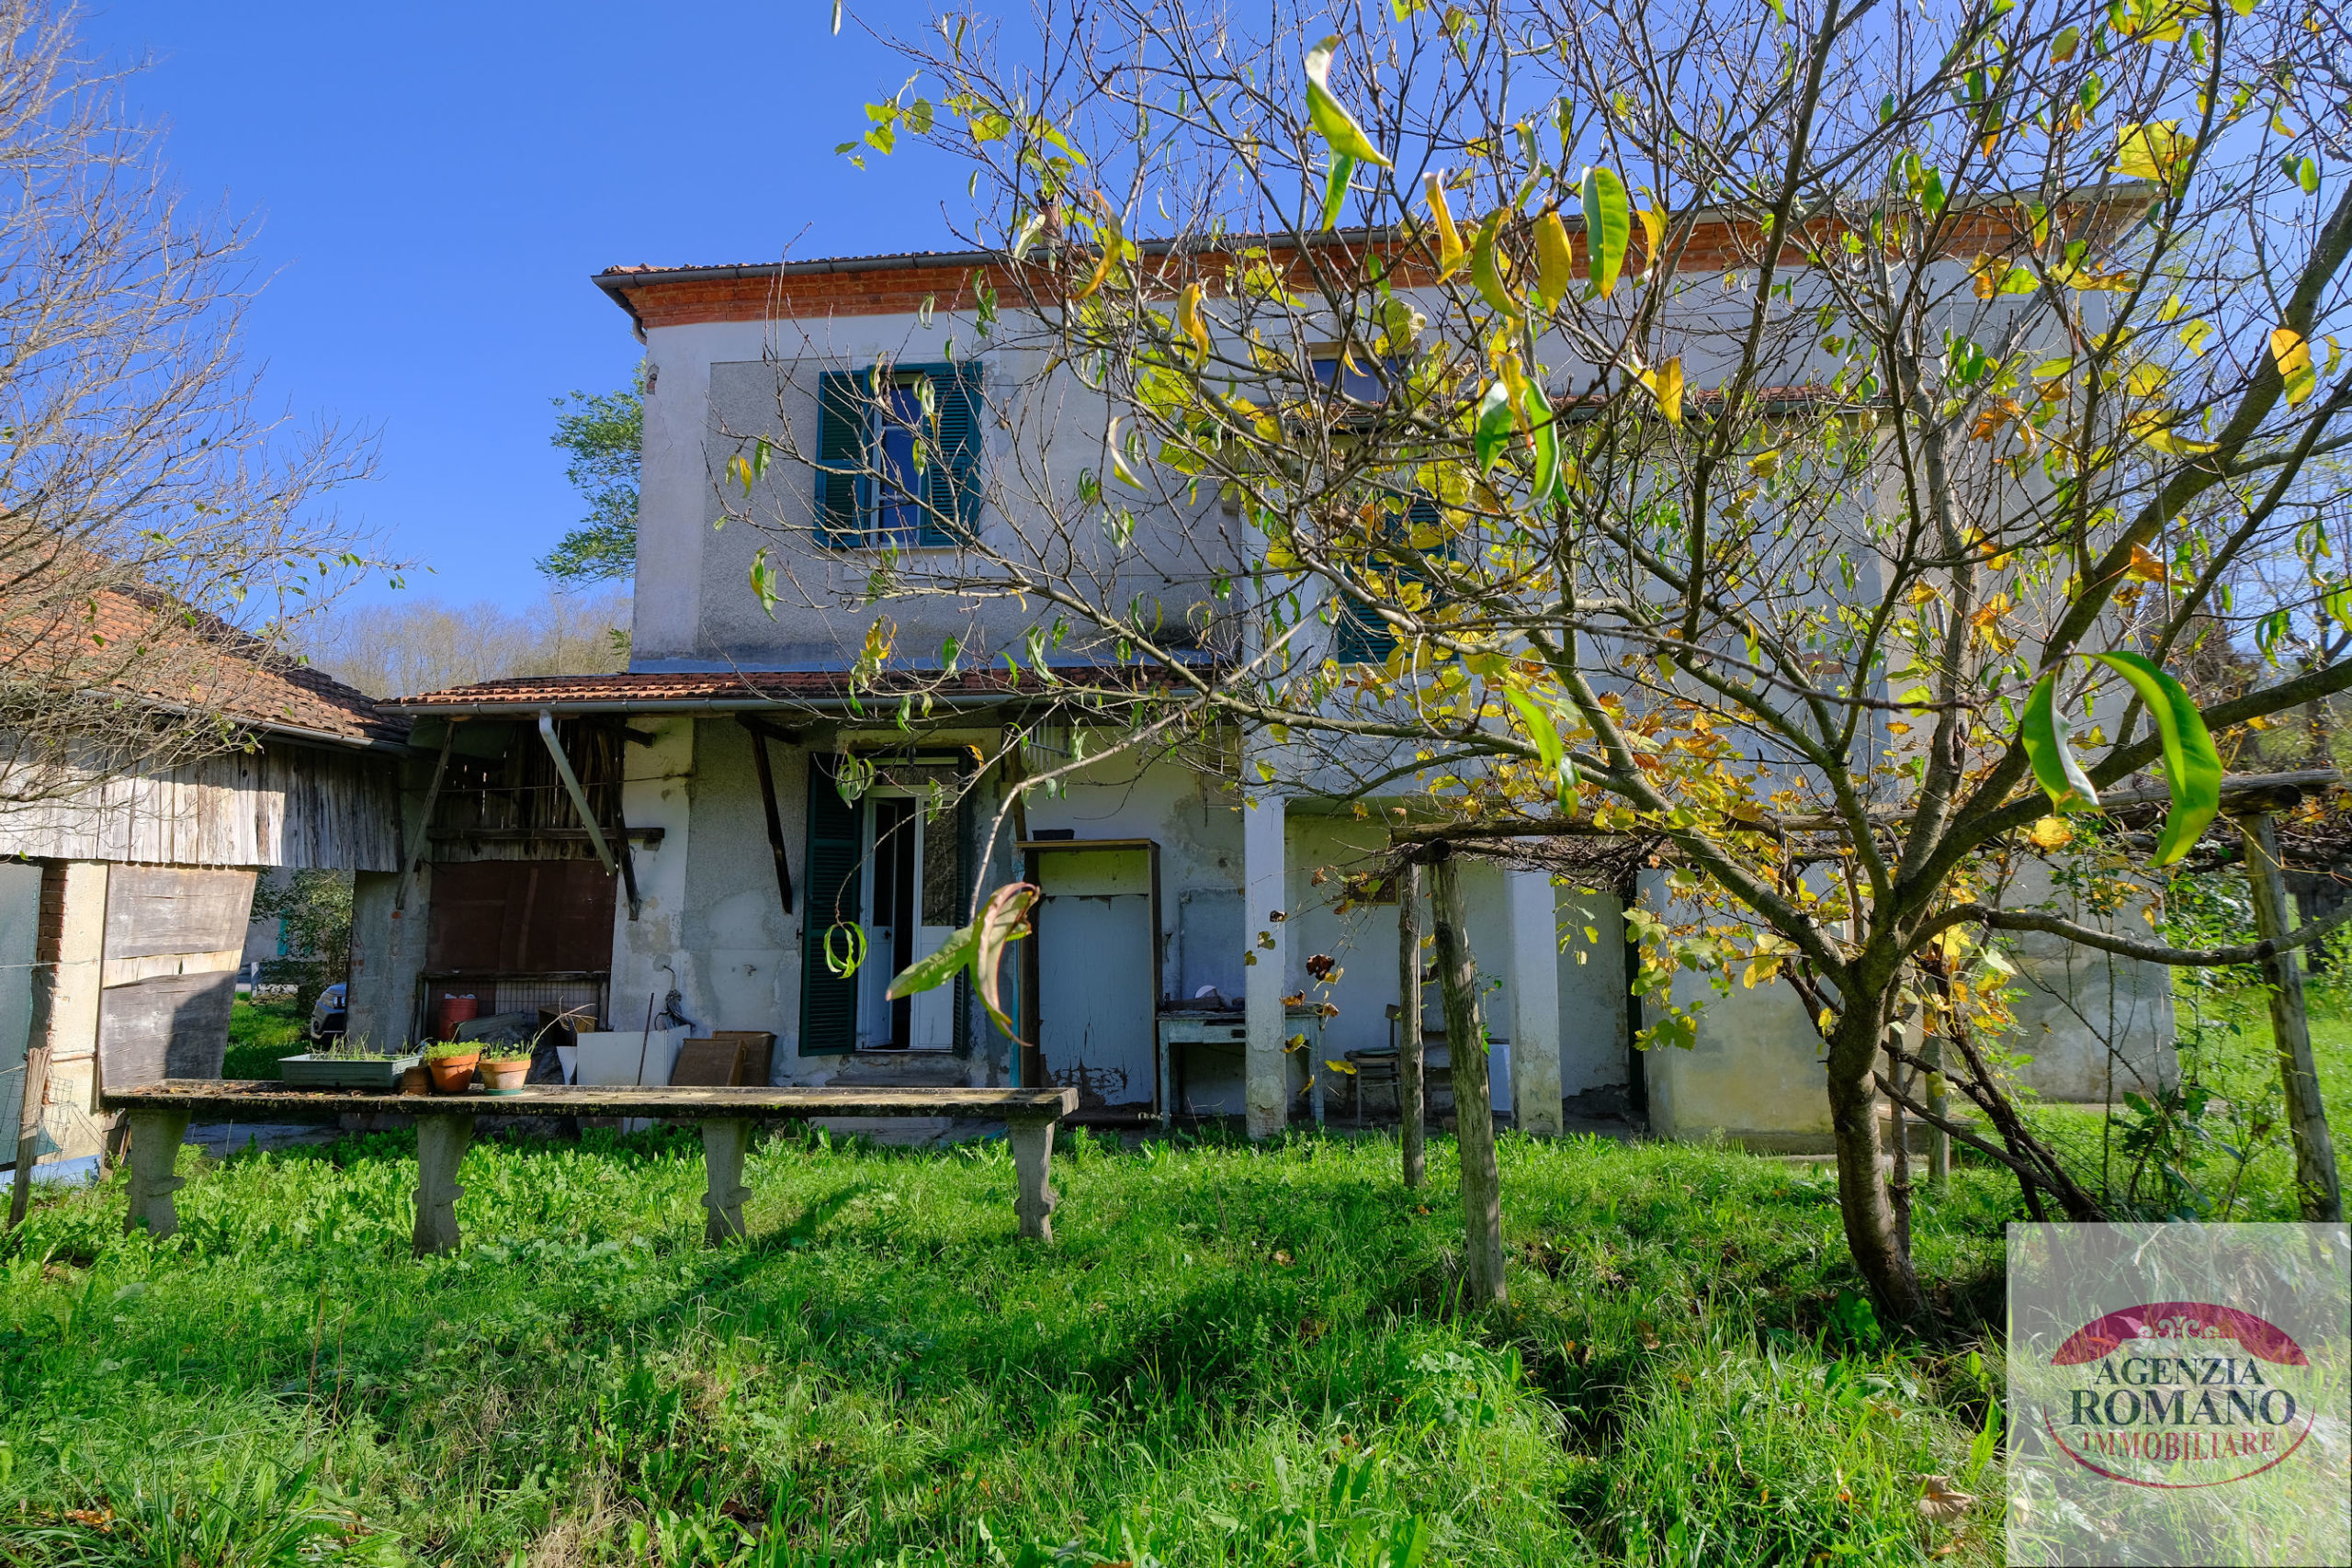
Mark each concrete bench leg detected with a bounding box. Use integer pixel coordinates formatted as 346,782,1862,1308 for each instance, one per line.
413,1113,475,1258
122,1109,191,1236
1008,1117,1058,1242
701,1119,752,1246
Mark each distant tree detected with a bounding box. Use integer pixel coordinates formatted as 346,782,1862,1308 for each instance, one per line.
536,367,644,583
303,588,631,699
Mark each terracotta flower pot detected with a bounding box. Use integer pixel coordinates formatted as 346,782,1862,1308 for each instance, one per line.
426,1052,480,1093
480,1058,530,1095
400,1065,432,1096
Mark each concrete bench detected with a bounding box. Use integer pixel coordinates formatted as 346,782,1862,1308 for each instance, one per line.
97,1082,1080,1255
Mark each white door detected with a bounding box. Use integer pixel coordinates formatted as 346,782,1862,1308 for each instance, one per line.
858,793,962,1050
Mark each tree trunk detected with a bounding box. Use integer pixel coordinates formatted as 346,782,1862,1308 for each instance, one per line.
1826,1003,1925,1319
1430,851,1506,1308
1398,858,1425,1190
2236,811,2345,1222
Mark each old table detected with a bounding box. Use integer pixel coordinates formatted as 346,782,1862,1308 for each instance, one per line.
97,1081,1080,1255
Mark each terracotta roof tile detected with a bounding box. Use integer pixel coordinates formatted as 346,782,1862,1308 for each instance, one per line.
4,584,406,747
386,665,1200,712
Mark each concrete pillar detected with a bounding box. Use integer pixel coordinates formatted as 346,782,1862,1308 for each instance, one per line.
1243,793,1288,1139
1507,866,1563,1137
1007,1117,1058,1241
413,1112,474,1256
701,1119,753,1244
347,867,430,1051
121,1107,190,1235
33,862,107,1161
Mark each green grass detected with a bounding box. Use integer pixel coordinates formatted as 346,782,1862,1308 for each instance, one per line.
2023,980,2352,1220
0,1127,2018,1567
223,998,311,1080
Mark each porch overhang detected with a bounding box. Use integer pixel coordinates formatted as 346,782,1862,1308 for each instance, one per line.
380,666,1214,718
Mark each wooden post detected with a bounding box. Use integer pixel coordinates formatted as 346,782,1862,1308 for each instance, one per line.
413,1113,475,1257
1430,850,1506,1308
2236,811,2345,1222
1925,1034,1951,1197
1007,1117,1058,1241
1397,859,1425,1190
7,932,61,1230
121,1108,190,1235
6,1043,50,1231
701,1119,753,1245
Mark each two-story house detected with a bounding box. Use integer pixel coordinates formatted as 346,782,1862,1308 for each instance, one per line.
355,232,2175,1149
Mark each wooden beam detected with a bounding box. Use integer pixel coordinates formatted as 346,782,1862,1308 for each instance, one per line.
396,719,459,913
537,711,616,874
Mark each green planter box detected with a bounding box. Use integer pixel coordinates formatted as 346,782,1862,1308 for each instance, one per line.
277,1052,422,1091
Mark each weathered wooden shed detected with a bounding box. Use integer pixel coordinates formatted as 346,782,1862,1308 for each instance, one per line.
2,592,406,1169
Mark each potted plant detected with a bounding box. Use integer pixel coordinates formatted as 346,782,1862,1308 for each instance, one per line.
277,1037,421,1091
479,1047,532,1095
424,1041,480,1094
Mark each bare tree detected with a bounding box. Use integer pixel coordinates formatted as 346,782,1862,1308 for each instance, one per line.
303,588,632,699
0,0,385,814
742,0,2352,1313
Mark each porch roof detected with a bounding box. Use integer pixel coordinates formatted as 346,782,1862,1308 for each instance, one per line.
381,665,1204,716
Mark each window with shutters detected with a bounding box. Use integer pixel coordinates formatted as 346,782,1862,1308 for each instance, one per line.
1333,493,1447,665
814,361,983,549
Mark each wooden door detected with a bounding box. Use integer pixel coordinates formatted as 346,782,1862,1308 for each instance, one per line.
96,866,257,1087
1035,848,1156,1111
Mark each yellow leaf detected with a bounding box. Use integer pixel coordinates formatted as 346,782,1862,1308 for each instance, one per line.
1533,210,1575,311
1176,282,1211,359
2125,542,2169,583
2026,816,2075,851
1636,356,1684,425
2271,326,2315,406
1423,172,1464,278
1635,205,1666,270
2113,120,2190,193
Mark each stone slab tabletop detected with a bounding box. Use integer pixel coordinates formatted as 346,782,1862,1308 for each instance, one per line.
102,1079,1080,1122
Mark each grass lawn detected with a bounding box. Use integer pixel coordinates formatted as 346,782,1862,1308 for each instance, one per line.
11,988,2339,1565
1,1124,2018,1566
223,998,312,1080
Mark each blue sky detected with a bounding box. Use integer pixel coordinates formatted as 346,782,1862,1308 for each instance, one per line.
79,1,963,607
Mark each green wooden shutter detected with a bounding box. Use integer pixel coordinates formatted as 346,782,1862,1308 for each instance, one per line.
1333,496,1444,665
815,371,863,549
907,361,982,547
800,756,863,1055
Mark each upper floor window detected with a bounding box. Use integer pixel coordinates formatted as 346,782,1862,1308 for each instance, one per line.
815,361,984,548
1332,493,1447,665
1309,347,1400,406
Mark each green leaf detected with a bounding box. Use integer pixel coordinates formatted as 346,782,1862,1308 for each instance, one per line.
1580,166,1631,299
1474,380,1516,470
1470,210,1519,316
972,883,1039,1040
1526,380,1563,502
1303,36,1394,169
886,921,978,1000
1319,152,1357,231
2018,671,2098,813
2091,651,2222,865
1507,689,1578,811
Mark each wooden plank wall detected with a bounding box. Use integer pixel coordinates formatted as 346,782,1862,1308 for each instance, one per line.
96,866,256,1088
0,738,401,870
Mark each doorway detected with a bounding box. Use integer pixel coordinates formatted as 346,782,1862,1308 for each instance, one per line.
854,792,959,1050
